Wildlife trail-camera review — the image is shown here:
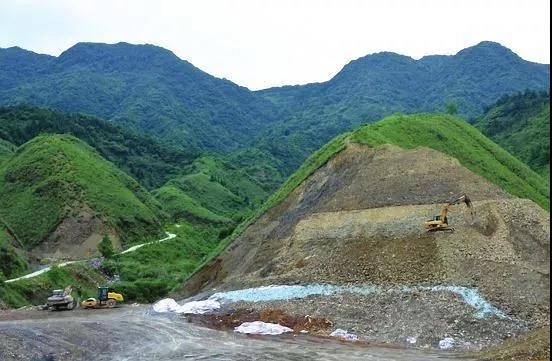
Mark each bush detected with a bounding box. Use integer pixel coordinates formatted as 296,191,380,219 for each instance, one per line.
112,279,172,303
98,235,115,258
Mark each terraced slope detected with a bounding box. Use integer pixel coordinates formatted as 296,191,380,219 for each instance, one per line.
177,113,549,353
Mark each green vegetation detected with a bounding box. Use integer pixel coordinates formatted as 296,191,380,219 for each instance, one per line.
349,114,548,208
0,106,195,189
154,154,268,225
0,134,164,249
0,43,281,153
153,185,231,224
0,263,104,308
473,91,550,177
98,235,115,259
204,113,549,271
0,138,16,166
0,229,28,278
252,42,550,178
103,222,221,302
1,42,548,183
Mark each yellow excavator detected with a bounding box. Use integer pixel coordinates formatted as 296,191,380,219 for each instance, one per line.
424,194,473,232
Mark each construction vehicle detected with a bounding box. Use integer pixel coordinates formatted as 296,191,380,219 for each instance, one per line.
81,286,124,309
47,285,76,311
424,193,473,232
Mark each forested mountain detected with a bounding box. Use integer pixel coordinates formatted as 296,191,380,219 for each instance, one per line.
251,41,550,175
0,43,283,152
0,41,548,175
473,90,550,177
0,106,196,189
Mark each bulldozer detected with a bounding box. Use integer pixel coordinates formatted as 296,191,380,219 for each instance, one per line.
47,285,76,311
424,193,473,232
81,286,124,309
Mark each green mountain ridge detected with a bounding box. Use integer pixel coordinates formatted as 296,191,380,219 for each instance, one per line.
473,90,550,177
0,134,165,251
250,41,550,178
219,113,548,261
154,154,269,225
0,106,197,189
0,41,549,182
0,42,283,153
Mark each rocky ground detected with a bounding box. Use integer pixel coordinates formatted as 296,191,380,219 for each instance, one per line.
175,144,550,359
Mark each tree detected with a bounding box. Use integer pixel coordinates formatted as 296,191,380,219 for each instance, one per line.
98,235,115,258
445,101,458,115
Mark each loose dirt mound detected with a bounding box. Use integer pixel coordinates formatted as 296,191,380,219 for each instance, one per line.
178,143,549,351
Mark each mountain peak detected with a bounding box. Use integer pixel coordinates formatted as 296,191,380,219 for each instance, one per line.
57,42,184,70
454,41,521,60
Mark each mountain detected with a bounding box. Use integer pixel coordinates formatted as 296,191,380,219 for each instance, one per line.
0,134,165,261
0,106,196,189
251,42,550,175
154,154,269,225
0,41,548,180
181,112,549,295
178,113,549,351
0,42,283,153
473,90,550,177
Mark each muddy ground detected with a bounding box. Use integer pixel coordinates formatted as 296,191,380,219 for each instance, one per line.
0,307,470,361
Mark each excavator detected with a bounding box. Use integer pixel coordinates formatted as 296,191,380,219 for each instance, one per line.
424,193,473,232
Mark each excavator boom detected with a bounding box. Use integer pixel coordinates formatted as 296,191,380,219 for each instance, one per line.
424,193,473,232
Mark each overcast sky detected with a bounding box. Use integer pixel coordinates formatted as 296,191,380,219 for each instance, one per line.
1,0,549,90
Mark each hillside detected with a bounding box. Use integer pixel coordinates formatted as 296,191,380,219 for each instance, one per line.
0,106,196,189
0,134,164,261
0,139,15,166
251,41,550,174
154,154,268,225
0,43,282,153
178,114,549,352
473,91,550,177
0,41,548,177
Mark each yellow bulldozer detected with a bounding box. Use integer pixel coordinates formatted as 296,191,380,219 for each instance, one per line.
424,193,473,232
81,286,124,309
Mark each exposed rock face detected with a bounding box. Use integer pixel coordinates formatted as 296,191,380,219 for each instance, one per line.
180,144,549,331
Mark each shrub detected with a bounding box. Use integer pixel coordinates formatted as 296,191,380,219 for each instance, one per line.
98,235,115,258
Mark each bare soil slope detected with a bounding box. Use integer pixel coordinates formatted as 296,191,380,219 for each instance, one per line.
180,144,549,332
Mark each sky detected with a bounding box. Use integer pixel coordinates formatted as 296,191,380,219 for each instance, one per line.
0,0,550,90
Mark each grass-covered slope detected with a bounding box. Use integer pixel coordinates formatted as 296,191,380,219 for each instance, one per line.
0,106,196,189
0,134,164,249
155,154,268,224
185,113,549,291
473,91,550,177
349,114,548,208
254,113,549,229
0,138,15,166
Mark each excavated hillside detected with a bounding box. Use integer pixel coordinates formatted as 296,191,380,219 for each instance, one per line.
179,143,549,351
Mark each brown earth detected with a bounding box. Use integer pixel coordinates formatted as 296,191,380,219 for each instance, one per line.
175,144,549,353
29,204,120,262
187,308,334,335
